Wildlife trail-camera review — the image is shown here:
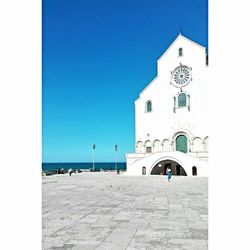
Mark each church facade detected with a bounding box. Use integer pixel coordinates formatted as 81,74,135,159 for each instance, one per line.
126,34,208,176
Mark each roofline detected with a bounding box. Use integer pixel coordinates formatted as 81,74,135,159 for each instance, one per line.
157,33,206,62
135,76,159,103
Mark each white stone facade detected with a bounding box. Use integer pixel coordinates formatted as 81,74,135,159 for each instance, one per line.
126,34,208,176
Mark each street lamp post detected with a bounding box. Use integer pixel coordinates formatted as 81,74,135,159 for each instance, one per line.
115,144,118,172
92,144,95,172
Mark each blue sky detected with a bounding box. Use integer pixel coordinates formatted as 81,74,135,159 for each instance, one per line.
42,0,208,163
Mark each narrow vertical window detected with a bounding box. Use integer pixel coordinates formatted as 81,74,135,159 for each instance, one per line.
146,101,152,112
178,93,186,107
179,48,183,56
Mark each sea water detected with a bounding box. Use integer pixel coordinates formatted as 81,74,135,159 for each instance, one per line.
42,162,126,172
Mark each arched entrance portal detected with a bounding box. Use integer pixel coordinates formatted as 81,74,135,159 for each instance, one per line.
176,135,188,153
150,160,187,176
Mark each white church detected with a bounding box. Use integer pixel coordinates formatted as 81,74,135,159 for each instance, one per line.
126,33,208,176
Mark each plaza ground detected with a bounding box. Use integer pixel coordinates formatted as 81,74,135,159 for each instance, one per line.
42,172,208,250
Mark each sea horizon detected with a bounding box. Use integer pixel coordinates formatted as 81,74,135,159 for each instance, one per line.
42,161,126,164
42,162,126,171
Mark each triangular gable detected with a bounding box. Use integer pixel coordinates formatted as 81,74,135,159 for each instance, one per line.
157,33,206,62
135,33,207,102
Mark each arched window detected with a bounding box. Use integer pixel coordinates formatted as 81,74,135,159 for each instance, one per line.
193,137,203,152
146,101,152,112
178,93,186,107
162,139,170,151
136,141,143,153
176,134,188,153
179,48,183,56
145,140,152,153
153,140,161,152
142,167,146,175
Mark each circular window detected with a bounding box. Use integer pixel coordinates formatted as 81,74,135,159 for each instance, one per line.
172,66,191,87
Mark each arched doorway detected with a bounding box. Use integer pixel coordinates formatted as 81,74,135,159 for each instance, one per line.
150,160,187,176
192,166,197,176
176,135,188,153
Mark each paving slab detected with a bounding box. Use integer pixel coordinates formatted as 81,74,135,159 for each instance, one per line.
43,173,208,249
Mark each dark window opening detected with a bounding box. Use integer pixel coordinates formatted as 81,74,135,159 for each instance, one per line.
179,48,183,56
146,101,152,112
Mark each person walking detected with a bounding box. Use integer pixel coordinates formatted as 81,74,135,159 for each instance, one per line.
69,168,73,176
167,168,172,182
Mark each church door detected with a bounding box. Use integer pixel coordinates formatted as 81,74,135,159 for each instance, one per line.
176,135,188,153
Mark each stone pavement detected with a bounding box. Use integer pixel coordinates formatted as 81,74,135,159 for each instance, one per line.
42,173,208,250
